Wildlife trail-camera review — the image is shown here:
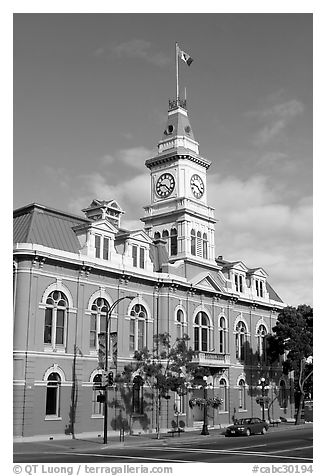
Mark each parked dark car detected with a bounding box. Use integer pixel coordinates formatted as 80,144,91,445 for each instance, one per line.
225,417,269,437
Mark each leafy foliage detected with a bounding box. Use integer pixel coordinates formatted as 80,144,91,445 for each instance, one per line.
267,304,313,424
189,396,223,409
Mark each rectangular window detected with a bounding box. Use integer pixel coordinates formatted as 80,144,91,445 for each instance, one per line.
235,274,239,292
138,320,145,350
95,235,101,258
129,319,135,351
46,385,58,416
202,328,208,351
132,245,138,267
90,314,97,348
56,310,65,345
139,247,145,269
103,237,109,260
239,275,243,293
256,280,260,296
194,327,199,351
44,308,53,343
92,389,103,415
219,330,224,353
260,281,263,297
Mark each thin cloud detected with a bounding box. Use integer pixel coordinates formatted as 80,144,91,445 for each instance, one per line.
247,99,304,146
258,151,289,166
208,173,312,305
97,39,170,68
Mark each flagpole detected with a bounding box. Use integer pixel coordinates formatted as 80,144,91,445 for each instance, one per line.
176,42,179,102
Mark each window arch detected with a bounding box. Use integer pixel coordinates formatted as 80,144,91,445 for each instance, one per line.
235,321,247,361
170,228,178,256
92,373,104,415
44,291,68,349
257,324,267,362
176,308,186,339
194,311,211,352
203,233,208,259
154,231,161,240
219,316,227,354
219,378,228,412
190,229,196,256
129,304,147,352
45,372,61,417
132,375,144,414
238,378,246,410
89,297,109,350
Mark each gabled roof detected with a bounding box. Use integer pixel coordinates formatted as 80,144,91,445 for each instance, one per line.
190,271,226,293
13,203,88,253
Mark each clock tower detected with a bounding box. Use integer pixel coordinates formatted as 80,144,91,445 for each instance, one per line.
141,97,216,265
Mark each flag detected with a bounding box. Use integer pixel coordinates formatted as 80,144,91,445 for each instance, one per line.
178,46,193,66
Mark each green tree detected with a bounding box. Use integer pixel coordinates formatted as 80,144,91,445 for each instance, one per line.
267,305,313,425
119,333,196,439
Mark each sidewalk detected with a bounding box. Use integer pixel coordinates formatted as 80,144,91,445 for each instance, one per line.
13,422,312,456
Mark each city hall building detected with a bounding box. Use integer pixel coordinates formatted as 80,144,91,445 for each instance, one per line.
13,94,295,440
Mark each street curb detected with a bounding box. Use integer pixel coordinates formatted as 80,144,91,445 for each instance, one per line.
13,423,312,455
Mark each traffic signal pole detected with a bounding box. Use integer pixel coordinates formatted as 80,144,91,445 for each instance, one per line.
103,295,134,445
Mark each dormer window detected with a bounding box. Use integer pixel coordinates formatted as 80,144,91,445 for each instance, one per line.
235,273,244,293
94,234,110,261
132,245,145,269
255,279,264,297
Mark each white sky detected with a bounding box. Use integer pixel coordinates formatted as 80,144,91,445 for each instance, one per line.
12,7,314,309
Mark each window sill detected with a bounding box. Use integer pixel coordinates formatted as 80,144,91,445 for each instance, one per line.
91,415,104,419
238,409,248,413
43,346,66,354
218,411,228,414
174,412,186,416
45,416,62,421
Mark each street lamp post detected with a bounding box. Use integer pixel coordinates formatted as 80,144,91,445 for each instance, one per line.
103,295,134,444
201,376,209,436
257,377,270,421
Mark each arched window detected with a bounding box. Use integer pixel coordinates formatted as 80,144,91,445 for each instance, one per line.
257,324,267,362
196,231,202,257
235,321,247,361
90,298,109,350
279,380,287,408
194,311,210,352
46,372,61,417
154,231,161,240
44,291,68,348
170,228,178,256
132,375,144,414
219,316,227,354
203,233,208,259
92,374,104,415
129,304,147,352
176,309,186,339
162,229,169,253
219,378,228,412
190,229,196,255
239,379,246,410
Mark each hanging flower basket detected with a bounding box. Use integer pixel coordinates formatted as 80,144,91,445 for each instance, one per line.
189,396,223,409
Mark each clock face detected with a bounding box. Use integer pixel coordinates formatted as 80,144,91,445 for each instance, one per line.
190,174,205,199
155,173,175,198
